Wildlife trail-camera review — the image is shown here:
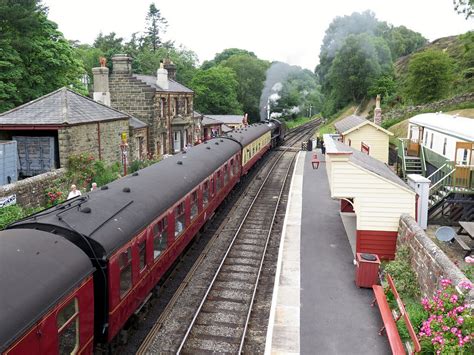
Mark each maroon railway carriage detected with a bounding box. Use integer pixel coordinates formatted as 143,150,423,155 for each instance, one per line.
0,229,94,355
7,123,275,347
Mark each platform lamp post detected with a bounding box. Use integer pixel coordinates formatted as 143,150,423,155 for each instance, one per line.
120,132,129,176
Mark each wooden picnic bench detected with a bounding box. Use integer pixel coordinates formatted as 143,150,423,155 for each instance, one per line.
372,273,421,355
455,221,474,257
311,153,320,169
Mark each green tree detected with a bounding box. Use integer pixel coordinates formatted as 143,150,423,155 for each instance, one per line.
380,25,427,60
405,50,455,104
327,34,385,105
143,3,168,51
219,54,269,121
190,67,242,114
0,0,85,112
201,48,257,70
454,0,474,18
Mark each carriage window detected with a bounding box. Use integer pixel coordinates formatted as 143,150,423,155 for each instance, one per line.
234,157,239,175
119,248,132,298
57,298,79,355
153,218,167,259
191,190,198,220
230,160,234,177
224,165,229,184
216,171,222,191
138,239,146,272
203,181,209,206
175,202,186,237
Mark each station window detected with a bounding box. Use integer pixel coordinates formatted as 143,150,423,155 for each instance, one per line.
216,171,222,192
119,248,132,298
153,218,167,259
57,298,79,355
138,239,146,272
190,190,198,220
224,164,229,184
203,181,209,206
175,202,186,237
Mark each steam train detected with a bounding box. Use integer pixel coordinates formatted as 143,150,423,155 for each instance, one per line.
0,119,285,354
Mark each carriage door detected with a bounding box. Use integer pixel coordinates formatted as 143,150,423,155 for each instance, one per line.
454,142,474,188
407,125,421,156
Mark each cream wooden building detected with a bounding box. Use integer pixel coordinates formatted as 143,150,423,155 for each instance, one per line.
324,134,416,259
334,115,393,164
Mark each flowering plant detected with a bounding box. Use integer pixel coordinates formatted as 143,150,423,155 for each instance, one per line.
45,188,64,207
419,278,473,354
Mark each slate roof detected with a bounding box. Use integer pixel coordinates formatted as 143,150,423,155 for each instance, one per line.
201,114,223,126
133,74,193,93
204,115,244,125
334,115,367,133
221,124,233,133
326,135,412,191
129,116,147,129
334,114,393,136
0,87,131,126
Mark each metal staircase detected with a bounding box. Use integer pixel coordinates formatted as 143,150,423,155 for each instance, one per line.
404,156,423,176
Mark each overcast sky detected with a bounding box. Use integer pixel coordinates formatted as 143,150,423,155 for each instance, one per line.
44,0,473,70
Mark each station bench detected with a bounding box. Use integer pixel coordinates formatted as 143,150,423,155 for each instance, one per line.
371,273,421,355
311,153,320,169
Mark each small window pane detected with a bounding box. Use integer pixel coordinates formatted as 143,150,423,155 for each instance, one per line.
119,248,132,298
203,181,209,206
138,239,146,271
224,165,229,184
153,219,167,259
191,191,198,220
57,298,79,355
216,171,222,191
175,202,186,237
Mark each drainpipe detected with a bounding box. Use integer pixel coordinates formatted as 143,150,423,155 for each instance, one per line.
168,93,172,154
97,122,102,160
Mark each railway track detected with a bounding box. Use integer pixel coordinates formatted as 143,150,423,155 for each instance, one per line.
136,119,319,354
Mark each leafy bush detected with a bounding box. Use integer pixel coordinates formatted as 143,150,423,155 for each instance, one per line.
45,186,66,207
0,205,40,230
93,160,121,186
129,158,160,173
384,245,421,300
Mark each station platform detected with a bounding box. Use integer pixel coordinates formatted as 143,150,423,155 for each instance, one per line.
265,150,391,354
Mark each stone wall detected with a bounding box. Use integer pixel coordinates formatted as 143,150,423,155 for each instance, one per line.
0,169,66,209
383,92,474,122
398,214,473,303
58,119,128,167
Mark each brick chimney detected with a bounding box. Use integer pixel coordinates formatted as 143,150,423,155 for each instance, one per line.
111,54,132,74
156,62,169,90
374,94,382,126
164,58,177,80
92,57,110,106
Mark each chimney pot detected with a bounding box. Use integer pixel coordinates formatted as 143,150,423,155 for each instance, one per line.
92,66,110,106
163,59,177,80
374,94,382,126
157,62,169,90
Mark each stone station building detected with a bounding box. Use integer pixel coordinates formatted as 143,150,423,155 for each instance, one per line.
93,55,197,158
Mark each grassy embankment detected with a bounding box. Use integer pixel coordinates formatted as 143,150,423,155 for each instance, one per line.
314,105,358,137
284,116,319,129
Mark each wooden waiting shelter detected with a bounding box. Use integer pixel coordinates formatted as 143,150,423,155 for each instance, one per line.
324,134,416,259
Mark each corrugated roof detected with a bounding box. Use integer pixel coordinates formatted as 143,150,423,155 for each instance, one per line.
334,115,367,133
133,74,193,93
205,115,244,125
0,87,130,125
327,136,412,191
409,113,474,141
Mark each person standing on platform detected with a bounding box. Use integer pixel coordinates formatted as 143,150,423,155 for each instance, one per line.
67,184,81,200
321,141,326,155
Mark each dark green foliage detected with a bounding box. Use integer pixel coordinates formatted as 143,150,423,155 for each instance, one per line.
92,160,121,187
201,48,257,70
190,66,242,114
129,158,160,173
454,0,474,18
395,300,428,345
0,205,40,230
384,245,421,300
143,3,168,52
0,0,86,112
219,54,269,120
380,25,427,60
405,49,455,104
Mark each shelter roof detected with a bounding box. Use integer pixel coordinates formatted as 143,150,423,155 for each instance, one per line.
0,87,130,126
129,116,147,129
204,115,244,125
334,115,393,136
325,135,412,192
409,113,474,141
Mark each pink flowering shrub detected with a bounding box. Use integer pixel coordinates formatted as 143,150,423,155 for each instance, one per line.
419,278,473,354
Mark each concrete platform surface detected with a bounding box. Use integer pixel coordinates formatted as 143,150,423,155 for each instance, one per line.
266,151,391,355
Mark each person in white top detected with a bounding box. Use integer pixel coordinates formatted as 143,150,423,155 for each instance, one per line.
67,184,82,200
90,182,98,191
